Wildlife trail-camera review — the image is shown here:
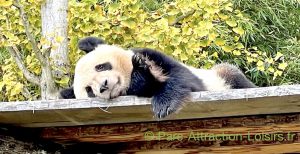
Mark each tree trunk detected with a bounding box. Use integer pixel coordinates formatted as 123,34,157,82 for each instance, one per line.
41,0,69,99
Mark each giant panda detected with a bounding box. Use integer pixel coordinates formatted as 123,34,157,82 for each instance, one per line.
60,37,256,118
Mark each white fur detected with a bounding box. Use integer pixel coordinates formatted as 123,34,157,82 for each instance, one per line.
74,44,134,99
181,63,231,91
74,44,231,99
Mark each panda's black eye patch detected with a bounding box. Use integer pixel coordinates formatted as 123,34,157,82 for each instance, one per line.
85,86,95,97
95,62,112,72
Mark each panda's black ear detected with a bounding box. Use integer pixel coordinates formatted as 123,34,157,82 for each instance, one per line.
78,37,105,53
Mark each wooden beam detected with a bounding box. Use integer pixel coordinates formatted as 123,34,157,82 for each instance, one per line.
0,85,299,127
109,143,300,154
40,113,300,153
41,113,300,144
56,141,300,154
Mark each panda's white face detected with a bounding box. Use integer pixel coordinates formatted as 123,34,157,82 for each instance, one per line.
73,44,134,99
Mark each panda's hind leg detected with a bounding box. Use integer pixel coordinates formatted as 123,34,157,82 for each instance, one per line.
212,63,257,89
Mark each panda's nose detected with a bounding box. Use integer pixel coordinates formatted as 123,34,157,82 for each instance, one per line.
100,79,108,93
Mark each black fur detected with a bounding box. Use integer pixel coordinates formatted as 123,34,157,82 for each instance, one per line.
126,54,162,97
225,73,257,89
130,48,205,118
213,64,257,89
95,62,112,72
60,37,205,118
59,87,75,99
78,37,105,53
59,86,96,99
86,86,96,97
60,37,256,119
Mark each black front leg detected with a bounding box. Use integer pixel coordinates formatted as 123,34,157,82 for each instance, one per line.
131,48,204,118
132,53,149,70
128,53,159,97
59,87,75,99
152,79,191,119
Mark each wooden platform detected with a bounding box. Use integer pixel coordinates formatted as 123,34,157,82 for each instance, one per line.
0,85,300,153
0,85,300,127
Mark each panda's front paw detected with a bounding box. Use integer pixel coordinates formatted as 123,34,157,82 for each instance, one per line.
152,98,179,119
132,54,149,70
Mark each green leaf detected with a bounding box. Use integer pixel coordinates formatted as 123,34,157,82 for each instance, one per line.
170,37,181,46
226,20,237,27
257,65,265,71
273,70,283,80
180,53,188,61
168,9,180,15
121,19,135,28
236,43,244,49
172,49,181,56
274,52,283,61
205,7,219,14
0,14,6,20
212,52,218,58
0,0,12,7
208,32,217,41
233,50,241,56
10,83,23,96
55,76,70,85
129,3,140,13
234,36,240,42
198,30,209,37
224,3,233,12
215,38,225,46
268,67,275,73
167,15,176,25
182,26,192,35
222,45,233,52
0,81,4,90
109,3,120,12
278,62,288,70
233,27,245,35
257,60,264,66
218,13,229,20
199,40,210,47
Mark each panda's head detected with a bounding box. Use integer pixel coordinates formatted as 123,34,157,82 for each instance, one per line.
73,37,134,99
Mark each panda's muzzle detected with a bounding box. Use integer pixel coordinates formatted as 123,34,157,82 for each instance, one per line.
99,77,121,95
100,79,108,93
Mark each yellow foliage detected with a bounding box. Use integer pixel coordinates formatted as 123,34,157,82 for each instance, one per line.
233,27,245,35
257,60,264,66
278,62,288,70
274,52,283,61
273,70,283,80
268,67,275,73
233,50,241,56
215,38,226,46
0,0,288,101
0,0,12,7
226,20,237,27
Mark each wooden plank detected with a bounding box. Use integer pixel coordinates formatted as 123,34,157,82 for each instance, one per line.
118,143,300,154
0,85,299,127
59,141,300,154
41,113,300,153
41,113,300,144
